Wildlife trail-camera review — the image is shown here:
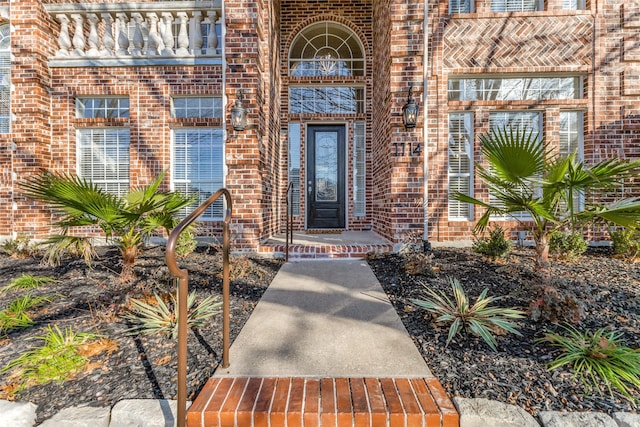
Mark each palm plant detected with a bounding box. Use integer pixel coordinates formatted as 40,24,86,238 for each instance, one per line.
21,171,196,280
454,126,640,266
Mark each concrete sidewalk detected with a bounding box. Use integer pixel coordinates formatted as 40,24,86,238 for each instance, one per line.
214,259,432,377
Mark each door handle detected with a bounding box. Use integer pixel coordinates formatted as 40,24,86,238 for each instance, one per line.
308,180,312,195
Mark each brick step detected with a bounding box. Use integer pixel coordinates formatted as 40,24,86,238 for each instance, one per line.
187,377,459,427
257,243,394,259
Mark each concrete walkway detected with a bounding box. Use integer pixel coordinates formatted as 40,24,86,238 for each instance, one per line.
214,259,432,377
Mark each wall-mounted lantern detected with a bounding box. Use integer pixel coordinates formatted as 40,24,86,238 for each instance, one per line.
402,86,419,130
230,90,248,131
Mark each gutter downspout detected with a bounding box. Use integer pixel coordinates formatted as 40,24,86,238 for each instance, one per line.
422,0,431,252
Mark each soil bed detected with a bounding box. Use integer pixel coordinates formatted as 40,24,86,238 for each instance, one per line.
0,245,283,423
367,246,640,415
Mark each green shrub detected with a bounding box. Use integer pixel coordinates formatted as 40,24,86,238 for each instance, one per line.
410,277,524,351
0,294,51,334
0,234,38,259
610,228,640,260
1,325,96,393
124,291,221,339
175,223,198,258
549,231,588,260
472,225,511,259
540,325,640,402
3,275,57,292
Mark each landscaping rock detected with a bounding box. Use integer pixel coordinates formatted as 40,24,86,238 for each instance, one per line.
454,397,539,427
0,400,37,427
38,405,110,427
612,413,640,427
108,399,190,427
539,411,617,427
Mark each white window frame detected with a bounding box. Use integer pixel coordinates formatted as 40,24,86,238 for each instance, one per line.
563,0,586,10
559,110,585,213
449,0,474,13
490,0,543,12
288,122,301,216
488,111,542,221
448,113,474,221
76,97,130,119
353,122,366,216
76,128,130,196
171,96,223,119
448,76,582,102
0,24,10,134
289,86,365,115
171,128,225,221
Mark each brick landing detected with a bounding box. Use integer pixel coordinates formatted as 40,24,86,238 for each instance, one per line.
187,377,459,427
258,231,394,259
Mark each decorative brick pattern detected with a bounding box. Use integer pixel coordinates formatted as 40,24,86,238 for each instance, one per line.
258,242,393,259
2,0,640,248
187,377,459,427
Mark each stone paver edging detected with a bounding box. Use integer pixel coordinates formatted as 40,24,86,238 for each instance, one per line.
3,397,638,426
455,398,640,427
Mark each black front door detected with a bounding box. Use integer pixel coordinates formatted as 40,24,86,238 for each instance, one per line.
307,125,345,229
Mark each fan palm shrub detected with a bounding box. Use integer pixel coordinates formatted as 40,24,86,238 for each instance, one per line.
454,126,640,266
21,171,195,280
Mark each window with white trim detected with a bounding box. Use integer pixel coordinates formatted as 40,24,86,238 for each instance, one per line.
488,111,542,219
289,86,364,115
560,111,584,212
171,97,222,119
353,122,366,216
288,122,301,216
450,0,474,13
77,128,130,196
563,0,586,10
449,76,581,102
289,22,365,77
0,24,10,134
490,0,543,12
76,97,130,119
449,113,474,220
172,128,224,220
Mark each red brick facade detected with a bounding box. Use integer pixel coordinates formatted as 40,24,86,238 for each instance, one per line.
1,0,639,250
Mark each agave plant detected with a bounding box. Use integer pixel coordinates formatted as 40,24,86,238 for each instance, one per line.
124,291,221,339
21,170,196,280
454,126,640,266
540,325,640,402
410,277,524,351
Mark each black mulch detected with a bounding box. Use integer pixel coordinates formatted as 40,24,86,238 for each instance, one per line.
367,247,640,415
0,245,283,423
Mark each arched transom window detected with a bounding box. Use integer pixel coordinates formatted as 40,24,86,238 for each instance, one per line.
289,22,365,77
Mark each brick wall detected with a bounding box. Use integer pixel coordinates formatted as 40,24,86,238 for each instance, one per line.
3,0,640,247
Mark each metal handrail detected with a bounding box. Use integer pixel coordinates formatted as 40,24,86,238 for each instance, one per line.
285,181,294,261
166,189,232,427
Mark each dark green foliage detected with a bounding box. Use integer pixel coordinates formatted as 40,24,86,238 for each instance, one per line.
472,225,511,259
549,231,588,260
610,228,640,260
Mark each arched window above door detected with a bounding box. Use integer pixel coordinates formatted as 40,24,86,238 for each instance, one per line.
289,22,365,77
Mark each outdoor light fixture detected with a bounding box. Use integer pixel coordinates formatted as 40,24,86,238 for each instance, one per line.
402,86,419,129
230,90,248,131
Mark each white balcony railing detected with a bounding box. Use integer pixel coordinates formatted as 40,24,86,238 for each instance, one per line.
44,1,222,67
